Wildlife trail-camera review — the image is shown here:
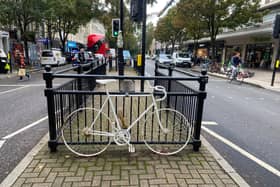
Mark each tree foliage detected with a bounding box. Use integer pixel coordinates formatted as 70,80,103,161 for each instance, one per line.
157,0,265,60
0,0,44,63
48,0,95,52
154,7,185,53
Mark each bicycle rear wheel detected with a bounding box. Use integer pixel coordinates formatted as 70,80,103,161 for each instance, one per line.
143,108,191,155
237,72,244,84
61,108,113,157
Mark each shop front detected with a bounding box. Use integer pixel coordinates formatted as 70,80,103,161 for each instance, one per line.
244,43,273,69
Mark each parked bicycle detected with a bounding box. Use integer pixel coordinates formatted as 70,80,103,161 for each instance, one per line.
61,80,191,157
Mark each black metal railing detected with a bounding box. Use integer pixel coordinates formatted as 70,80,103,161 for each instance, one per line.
44,63,208,152
43,61,107,151
154,63,208,151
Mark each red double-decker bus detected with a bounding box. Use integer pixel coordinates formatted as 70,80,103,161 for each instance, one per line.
87,34,109,57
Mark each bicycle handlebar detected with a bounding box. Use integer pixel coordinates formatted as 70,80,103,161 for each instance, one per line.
151,85,167,102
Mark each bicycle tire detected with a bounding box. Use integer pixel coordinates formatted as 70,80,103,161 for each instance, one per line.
143,108,191,155
237,72,244,84
61,107,113,157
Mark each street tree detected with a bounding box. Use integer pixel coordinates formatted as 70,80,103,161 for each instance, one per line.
177,0,264,61
146,23,154,54
97,0,157,52
175,0,208,60
154,7,185,54
0,0,44,63
51,0,95,52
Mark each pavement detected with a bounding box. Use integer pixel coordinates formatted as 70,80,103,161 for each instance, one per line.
0,65,42,80
0,67,254,187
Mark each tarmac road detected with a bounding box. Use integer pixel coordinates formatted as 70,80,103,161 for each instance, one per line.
0,65,72,182
145,59,280,187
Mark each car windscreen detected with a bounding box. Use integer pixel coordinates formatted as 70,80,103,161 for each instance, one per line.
178,53,189,58
42,51,53,57
160,54,172,59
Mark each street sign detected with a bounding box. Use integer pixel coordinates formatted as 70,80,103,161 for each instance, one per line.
130,0,143,22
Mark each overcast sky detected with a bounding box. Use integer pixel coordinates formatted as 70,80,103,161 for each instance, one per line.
147,0,175,25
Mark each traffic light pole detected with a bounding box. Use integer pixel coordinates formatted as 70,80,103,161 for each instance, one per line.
140,0,147,91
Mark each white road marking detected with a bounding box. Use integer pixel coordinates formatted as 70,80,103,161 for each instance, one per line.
202,121,218,126
0,140,6,149
2,116,48,140
202,126,280,178
0,86,29,95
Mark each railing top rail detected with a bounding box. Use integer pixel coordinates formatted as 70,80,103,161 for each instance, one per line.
54,61,99,74
173,68,199,77
51,74,202,81
52,90,202,96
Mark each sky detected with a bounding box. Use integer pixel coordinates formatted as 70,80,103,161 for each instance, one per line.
147,0,176,26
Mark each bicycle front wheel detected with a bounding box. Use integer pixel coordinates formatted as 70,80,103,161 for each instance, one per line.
61,108,113,157
143,108,191,155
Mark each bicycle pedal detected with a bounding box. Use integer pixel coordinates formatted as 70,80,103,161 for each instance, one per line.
128,144,135,153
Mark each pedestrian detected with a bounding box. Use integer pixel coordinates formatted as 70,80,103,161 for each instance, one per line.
108,53,113,71
17,53,30,81
230,51,242,80
77,48,86,64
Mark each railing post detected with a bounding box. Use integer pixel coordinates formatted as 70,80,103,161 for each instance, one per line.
43,65,57,152
167,65,174,107
193,69,208,151
77,65,83,107
154,62,159,86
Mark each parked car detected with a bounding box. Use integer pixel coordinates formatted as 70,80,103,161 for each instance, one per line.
123,50,132,66
94,53,106,63
72,51,96,71
41,49,66,66
155,54,173,67
172,52,193,67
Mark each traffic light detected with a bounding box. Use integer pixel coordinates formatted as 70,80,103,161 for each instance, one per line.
130,0,143,22
112,18,120,37
273,15,280,39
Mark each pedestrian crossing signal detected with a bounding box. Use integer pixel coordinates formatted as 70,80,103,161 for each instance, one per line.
112,19,120,37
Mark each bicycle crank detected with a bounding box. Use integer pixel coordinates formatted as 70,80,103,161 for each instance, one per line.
113,129,131,146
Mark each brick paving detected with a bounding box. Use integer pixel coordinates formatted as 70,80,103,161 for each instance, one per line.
12,144,238,187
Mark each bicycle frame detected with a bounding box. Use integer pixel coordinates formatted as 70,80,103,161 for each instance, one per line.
89,87,166,138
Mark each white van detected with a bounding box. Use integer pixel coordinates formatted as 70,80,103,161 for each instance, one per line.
41,49,66,66
172,52,193,67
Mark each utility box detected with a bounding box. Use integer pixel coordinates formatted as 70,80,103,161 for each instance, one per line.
137,54,142,66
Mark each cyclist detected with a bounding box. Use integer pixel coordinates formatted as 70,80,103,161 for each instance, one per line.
230,51,242,80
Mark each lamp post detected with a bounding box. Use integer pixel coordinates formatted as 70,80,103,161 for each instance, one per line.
140,0,147,91
117,31,124,75
118,0,124,76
